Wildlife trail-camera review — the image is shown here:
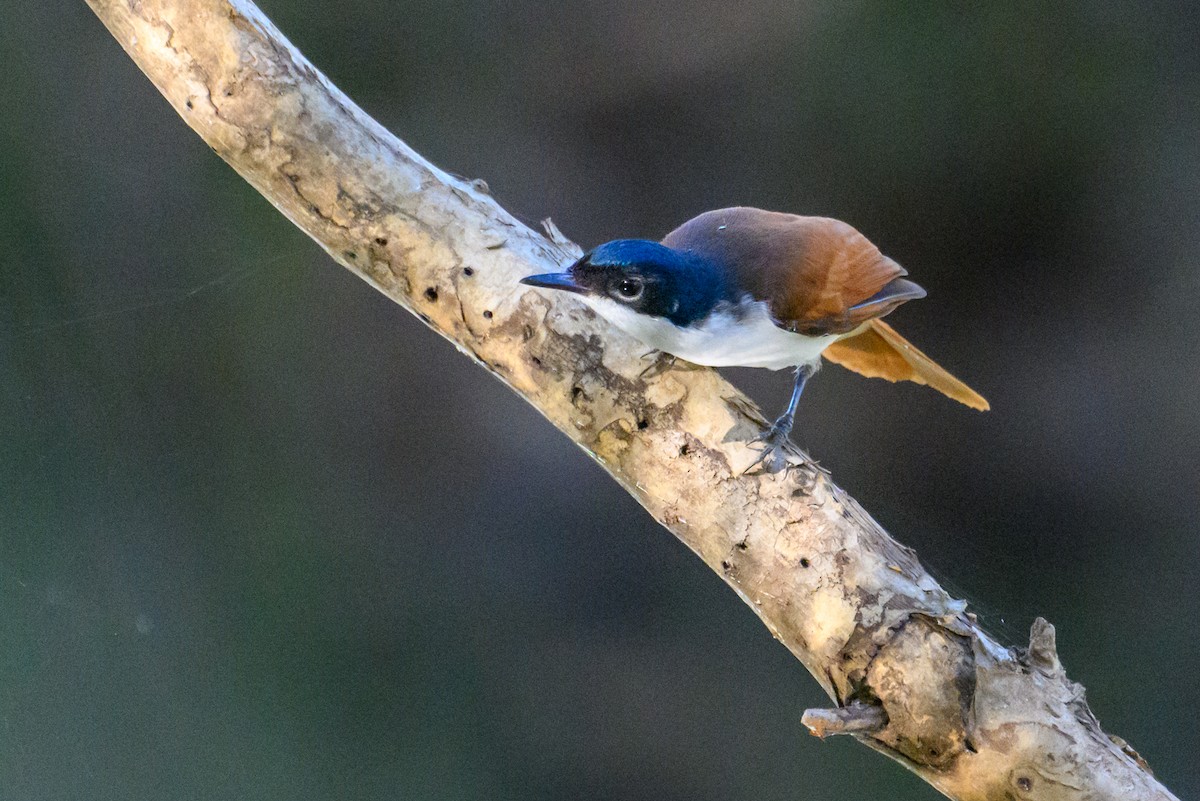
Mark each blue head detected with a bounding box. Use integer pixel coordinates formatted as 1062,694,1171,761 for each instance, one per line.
520,239,731,327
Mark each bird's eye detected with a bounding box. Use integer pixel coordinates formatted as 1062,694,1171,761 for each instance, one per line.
615,278,643,301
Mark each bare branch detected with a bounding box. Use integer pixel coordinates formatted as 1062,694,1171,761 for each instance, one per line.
83,1,1178,798
803,702,888,739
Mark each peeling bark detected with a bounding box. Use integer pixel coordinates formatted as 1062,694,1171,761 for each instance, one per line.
82,2,1178,799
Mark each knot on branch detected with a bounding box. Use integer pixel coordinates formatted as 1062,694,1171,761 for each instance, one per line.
865,616,976,768
1027,617,1064,677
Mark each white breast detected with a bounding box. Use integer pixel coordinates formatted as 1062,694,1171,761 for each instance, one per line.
580,297,836,371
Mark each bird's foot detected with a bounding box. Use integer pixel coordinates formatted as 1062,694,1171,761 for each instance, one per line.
747,420,794,474
638,350,672,379
638,351,701,379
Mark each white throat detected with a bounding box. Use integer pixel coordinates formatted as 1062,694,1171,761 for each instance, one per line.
579,296,837,371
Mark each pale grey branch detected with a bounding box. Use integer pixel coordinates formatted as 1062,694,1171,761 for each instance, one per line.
83,1,1178,799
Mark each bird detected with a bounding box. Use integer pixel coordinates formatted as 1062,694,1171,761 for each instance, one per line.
520,207,988,471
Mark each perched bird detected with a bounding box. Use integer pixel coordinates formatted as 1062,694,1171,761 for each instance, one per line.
521,207,987,471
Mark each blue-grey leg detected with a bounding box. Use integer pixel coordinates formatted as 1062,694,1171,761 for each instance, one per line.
749,363,816,473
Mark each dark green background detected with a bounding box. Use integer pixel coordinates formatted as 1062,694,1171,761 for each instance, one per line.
2,2,1197,799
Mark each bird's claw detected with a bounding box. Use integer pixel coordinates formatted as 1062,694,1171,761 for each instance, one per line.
637,350,668,379
638,351,700,379
746,423,794,474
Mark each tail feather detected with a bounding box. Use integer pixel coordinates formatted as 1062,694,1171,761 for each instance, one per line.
823,320,989,411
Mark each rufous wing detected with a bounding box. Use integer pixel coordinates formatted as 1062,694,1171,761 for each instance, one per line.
662,208,911,335
823,320,989,411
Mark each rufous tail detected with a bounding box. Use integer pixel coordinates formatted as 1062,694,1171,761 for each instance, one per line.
822,319,989,411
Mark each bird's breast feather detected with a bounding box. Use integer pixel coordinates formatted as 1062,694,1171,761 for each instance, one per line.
580,294,835,370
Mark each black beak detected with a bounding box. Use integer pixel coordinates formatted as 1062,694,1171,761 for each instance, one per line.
519,271,586,294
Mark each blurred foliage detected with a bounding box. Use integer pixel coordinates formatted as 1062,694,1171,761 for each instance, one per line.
1,1,1197,799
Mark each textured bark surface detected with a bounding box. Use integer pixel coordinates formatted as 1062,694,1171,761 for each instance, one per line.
83,2,1178,799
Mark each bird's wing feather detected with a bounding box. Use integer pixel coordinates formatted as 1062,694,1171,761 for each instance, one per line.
662,208,910,335
823,320,989,410
848,278,927,317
